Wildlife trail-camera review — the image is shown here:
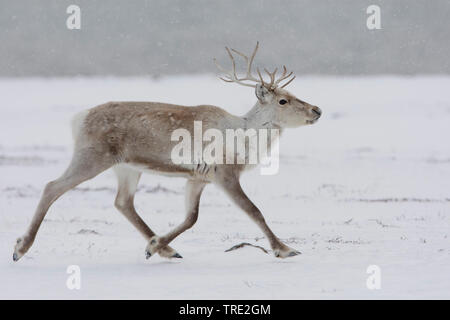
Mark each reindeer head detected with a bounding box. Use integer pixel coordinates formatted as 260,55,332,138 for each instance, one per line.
214,42,322,128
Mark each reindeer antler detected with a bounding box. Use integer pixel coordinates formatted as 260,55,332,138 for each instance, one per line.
214,42,296,90
214,42,261,88
275,65,296,89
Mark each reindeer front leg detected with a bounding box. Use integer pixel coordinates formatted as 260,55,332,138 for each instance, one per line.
216,172,300,258
145,179,206,259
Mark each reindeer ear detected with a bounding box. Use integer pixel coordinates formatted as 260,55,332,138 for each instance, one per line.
255,84,270,103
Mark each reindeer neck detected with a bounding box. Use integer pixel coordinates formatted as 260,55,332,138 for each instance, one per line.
242,102,283,133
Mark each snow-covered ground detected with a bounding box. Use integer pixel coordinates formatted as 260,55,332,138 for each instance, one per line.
0,76,449,299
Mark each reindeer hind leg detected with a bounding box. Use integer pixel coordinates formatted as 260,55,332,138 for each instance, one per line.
13,147,115,261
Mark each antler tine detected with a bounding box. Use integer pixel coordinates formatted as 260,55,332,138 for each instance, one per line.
264,68,278,89
274,65,294,85
278,65,288,79
280,75,296,88
249,41,259,69
270,64,295,89
256,68,266,87
219,77,233,82
224,47,239,80
230,48,251,81
213,58,227,74
214,48,240,83
230,41,260,80
214,42,262,88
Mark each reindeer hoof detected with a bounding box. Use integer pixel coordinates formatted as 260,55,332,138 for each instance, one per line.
145,236,161,259
273,246,301,258
13,237,27,262
288,250,301,257
159,246,182,259
145,236,183,260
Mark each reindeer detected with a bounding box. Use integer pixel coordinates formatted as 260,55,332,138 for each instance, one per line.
13,42,322,262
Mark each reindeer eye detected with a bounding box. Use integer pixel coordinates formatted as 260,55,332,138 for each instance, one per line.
279,99,288,105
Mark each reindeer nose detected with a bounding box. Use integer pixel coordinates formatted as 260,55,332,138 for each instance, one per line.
312,106,322,118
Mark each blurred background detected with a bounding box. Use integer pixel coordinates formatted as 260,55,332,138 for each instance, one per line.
1,0,449,77
1,1,450,299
